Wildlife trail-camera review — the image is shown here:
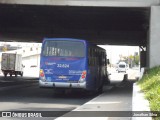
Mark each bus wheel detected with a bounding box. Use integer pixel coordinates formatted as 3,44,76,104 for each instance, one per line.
105,78,110,85
98,86,103,94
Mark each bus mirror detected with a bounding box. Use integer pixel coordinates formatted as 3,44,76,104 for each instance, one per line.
107,59,110,64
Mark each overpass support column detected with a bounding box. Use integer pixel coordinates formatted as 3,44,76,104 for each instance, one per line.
149,6,160,68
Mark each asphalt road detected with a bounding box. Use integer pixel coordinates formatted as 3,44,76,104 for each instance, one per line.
0,68,138,120
0,76,100,120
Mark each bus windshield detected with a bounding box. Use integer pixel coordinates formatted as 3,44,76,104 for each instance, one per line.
42,40,85,57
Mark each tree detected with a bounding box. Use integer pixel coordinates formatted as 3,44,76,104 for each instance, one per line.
134,55,140,65
2,46,7,52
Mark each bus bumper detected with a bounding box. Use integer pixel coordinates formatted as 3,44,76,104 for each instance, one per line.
39,80,86,89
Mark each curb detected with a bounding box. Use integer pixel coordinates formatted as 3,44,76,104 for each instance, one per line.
132,83,152,120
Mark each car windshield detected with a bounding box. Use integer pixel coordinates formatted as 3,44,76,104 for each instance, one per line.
119,65,125,68
42,40,85,57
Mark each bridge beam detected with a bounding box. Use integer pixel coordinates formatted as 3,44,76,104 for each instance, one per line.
0,0,159,7
149,6,160,68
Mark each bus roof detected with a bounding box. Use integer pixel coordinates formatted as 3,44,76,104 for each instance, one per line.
43,38,86,42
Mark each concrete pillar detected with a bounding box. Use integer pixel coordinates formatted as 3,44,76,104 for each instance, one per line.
149,6,160,68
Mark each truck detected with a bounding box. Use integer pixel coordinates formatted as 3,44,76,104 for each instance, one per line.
1,53,24,77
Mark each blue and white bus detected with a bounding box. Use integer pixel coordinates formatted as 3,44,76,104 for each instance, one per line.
39,38,110,93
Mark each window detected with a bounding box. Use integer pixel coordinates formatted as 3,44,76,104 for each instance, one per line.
119,65,125,68
43,40,85,57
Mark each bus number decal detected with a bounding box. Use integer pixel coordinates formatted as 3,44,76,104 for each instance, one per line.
57,64,69,68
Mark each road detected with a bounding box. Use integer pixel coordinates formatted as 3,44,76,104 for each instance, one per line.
0,68,139,120
0,76,101,120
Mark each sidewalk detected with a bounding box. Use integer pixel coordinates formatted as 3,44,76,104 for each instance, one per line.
132,83,151,120
56,79,133,120
55,79,152,120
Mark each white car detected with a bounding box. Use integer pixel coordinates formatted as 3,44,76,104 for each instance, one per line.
117,62,127,73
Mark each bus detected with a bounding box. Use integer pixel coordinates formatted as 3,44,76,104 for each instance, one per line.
39,38,110,93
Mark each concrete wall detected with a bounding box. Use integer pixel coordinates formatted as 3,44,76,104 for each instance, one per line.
22,55,40,68
149,6,160,68
22,55,40,77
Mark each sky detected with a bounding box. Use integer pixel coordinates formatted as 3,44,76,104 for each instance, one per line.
99,45,139,64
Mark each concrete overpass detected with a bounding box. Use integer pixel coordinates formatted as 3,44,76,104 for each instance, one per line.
0,0,160,68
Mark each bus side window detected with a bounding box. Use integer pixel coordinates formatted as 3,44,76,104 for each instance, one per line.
93,49,96,66
89,48,94,66
88,48,91,66
103,52,105,65
91,48,94,66
96,49,98,66
100,52,103,66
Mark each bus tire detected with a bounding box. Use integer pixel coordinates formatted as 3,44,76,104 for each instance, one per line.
105,78,110,85
98,86,103,94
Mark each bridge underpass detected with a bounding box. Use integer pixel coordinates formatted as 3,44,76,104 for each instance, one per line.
0,4,149,45
0,1,160,68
